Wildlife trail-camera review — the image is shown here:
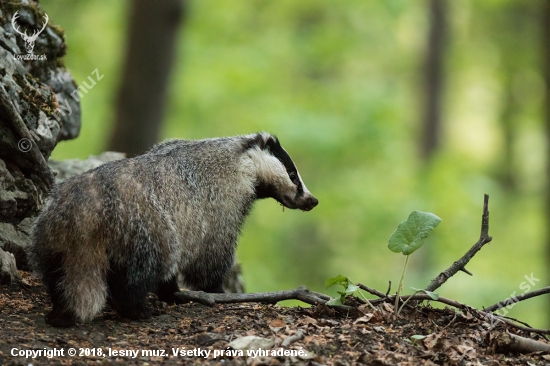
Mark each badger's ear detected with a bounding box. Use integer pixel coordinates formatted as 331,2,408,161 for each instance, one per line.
246,132,278,151
262,134,279,152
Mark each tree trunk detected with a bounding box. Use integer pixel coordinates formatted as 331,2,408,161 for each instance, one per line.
416,0,448,277
420,0,447,161
498,73,518,192
108,0,185,157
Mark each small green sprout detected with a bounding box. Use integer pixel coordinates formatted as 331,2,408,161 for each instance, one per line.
388,210,441,316
325,275,375,310
409,334,427,346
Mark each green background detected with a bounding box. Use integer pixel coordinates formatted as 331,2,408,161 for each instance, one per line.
40,0,548,327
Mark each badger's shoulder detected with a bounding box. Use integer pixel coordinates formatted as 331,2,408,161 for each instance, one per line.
144,133,278,157
53,133,280,188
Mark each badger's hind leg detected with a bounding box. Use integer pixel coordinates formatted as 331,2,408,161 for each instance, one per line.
107,232,162,320
107,263,154,320
41,253,76,328
156,275,183,304
182,258,228,294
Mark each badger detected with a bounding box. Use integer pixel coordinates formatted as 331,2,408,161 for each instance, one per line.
30,132,318,327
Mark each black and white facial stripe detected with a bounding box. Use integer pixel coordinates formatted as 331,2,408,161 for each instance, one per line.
249,133,318,211
264,136,304,194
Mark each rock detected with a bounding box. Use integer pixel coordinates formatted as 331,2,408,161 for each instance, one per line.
48,152,126,182
0,1,83,286
0,157,38,223
0,248,20,286
0,219,32,270
0,1,81,223
228,336,276,351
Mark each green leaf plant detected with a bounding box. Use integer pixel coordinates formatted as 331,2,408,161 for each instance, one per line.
388,211,441,317
409,334,427,347
325,275,375,310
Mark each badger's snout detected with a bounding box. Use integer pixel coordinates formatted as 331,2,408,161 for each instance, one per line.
299,195,318,211
280,193,318,211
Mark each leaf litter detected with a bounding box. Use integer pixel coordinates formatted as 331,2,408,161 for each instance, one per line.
0,271,549,365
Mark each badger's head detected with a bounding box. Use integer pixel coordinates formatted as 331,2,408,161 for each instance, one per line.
246,133,318,211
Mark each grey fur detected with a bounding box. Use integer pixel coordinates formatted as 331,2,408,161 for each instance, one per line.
30,132,318,327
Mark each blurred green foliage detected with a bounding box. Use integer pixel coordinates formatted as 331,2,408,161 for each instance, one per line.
40,0,548,326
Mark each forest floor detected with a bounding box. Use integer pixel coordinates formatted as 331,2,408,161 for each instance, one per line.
0,272,549,366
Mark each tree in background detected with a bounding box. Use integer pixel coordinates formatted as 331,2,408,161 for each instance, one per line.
420,0,447,162
493,2,537,192
416,0,448,277
108,0,185,157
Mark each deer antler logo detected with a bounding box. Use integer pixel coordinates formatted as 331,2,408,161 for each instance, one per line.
11,11,49,54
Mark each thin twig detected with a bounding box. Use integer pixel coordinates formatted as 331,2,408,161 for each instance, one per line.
484,286,550,312
497,315,533,329
371,293,550,335
492,318,550,335
425,194,492,292
357,283,386,298
385,281,392,296
372,293,470,310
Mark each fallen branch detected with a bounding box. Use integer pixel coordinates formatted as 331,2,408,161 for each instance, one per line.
484,286,550,313
173,286,355,314
426,194,492,292
492,332,550,353
174,285,550,335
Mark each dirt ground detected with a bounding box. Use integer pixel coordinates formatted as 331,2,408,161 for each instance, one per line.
1,272,549,366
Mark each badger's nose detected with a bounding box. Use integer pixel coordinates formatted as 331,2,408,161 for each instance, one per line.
305,196,318,211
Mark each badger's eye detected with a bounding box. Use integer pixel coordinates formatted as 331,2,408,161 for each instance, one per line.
288,172,299,184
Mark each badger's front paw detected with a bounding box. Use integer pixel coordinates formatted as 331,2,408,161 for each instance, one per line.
117,306,153,320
